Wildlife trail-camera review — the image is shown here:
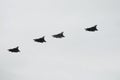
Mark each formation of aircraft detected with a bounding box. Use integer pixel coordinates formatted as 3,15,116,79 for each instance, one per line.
8,25,98,53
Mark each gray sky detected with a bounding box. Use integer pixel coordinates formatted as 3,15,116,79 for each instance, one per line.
0,0,120,80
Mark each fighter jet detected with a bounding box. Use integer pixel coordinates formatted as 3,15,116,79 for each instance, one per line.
85,25,98,32
8,46,20,53
52,32,65,38
33,36,46,43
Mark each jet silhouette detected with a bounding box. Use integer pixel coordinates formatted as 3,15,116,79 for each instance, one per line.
52,32,65,38
34,36,46,43
8,46,20,53
85,25,98,32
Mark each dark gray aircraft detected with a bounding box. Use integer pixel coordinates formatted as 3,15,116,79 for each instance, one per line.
34,36,46,43
8,46,20,53
85,25,98,32
52,32,65,38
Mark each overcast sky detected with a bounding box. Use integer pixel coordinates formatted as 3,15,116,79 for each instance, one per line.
0,0,120,80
